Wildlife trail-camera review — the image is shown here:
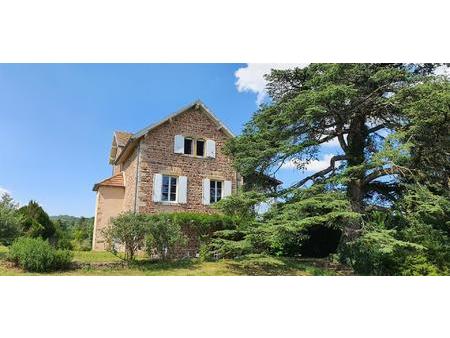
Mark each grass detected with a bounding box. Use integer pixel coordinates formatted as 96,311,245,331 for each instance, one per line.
0,245,351,276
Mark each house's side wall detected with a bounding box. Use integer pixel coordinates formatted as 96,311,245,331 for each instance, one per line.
92,186,125,251
121,146,138,212
112,146,125,175
136,107,238,214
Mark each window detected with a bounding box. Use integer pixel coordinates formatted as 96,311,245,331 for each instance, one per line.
184,138,193,155
210,180,222,204
196,139,205,157
161,175,177,202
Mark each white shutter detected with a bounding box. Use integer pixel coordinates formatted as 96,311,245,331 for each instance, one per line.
223,180,232,198
174,135,184,154
178,176,188,204
153,174,162,202
202,178,210,205
206,139,216,158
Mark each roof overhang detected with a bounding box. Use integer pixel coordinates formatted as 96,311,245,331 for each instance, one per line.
93,172,125,191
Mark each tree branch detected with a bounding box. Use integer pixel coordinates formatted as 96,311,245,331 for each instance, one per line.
288,155,348,190
364,166,400,184
367,124,387,134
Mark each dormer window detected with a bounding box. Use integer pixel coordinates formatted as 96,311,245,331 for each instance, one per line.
196,139,205,157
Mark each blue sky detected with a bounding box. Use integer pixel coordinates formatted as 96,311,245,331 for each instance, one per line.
0,63,338,216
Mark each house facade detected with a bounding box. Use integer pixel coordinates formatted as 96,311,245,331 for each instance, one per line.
92,101,241,250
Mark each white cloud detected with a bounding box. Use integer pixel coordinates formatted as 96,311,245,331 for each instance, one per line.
321,136,341,148
236,64,450,105
235,63,308,104
434,65,450,77
282,154,342,172
0,187,10,196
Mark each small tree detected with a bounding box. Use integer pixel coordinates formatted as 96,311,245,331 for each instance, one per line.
102,212,148,261
145,214,187,260
18,200,56,240
0,193,20,245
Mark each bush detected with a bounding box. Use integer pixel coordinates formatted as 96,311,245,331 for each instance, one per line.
342,229,439,276
103,212,148,261
145,214,187,260
146,212,236,259
7,237,73,272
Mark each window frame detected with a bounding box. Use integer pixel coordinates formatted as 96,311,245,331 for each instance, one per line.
209,179,223,204
184,137,193,155
161,175,178,202
196,139,205,157
180,136,208,158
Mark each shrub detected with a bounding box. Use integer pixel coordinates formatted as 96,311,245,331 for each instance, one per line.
0,193,20,246
8,237,73,272
145,214,187,260
343,229,438,276
102,212,148,261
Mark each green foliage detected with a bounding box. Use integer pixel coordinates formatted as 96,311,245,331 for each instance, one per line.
395,185,450,271
394,79,450,189
225,63,446,249
213,191,266,225
165,212,236,236
205,230,253,259
18,201,56,240
265,186,359,256
340,185,450,275
7,237,73,272
145,214,187,260
103,212,148,261
0,193,20,245
104,212,235,261
51,215,94,251
343,229,437,276
146,212,237,259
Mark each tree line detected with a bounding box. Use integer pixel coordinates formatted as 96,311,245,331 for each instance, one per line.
0,194,93,251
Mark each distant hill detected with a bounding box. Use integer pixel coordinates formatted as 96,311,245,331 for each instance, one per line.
50,215,94,228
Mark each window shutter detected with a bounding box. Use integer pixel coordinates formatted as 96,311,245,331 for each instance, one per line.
178,176,188,204
153,174,162,202
174,135,184,154
223,180,232,197
206,139,216,158
202,178,210,205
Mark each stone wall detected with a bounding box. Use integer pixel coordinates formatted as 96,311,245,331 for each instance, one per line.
122,147,138,212
136,106,238,214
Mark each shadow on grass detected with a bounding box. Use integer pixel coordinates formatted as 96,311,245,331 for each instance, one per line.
226,255,345,276
128,258,201,272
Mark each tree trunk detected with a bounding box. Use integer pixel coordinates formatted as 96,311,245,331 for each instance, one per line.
340,116,367,245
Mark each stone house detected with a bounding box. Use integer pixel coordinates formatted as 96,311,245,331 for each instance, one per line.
92,100,241,250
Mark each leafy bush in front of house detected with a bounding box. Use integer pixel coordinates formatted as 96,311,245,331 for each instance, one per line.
145,214,187,260
164,212,236,238
102,212,148,261
145,212,237,259
7,237,73,272
104,211,238,261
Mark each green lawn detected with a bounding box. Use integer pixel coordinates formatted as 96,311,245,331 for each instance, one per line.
0,245,351,276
